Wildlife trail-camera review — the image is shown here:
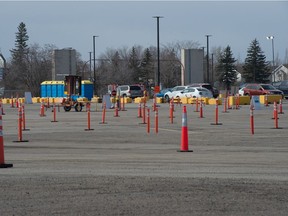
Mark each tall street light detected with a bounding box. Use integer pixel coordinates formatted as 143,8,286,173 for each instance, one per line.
266,36,275,82
153,16,163,89
89,51,92,80
211,53,214,85
93,35,99,96
89,51,92,72
205,35,212,84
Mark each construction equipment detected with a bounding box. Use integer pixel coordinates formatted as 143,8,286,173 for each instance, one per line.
61,75,85,112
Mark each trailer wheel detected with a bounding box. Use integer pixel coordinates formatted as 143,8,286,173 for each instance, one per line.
75,103,83,112
64,106,71,112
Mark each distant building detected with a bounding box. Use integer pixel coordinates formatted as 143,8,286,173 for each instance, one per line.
272,64,288,82
181,49,204,85
52,48,76,81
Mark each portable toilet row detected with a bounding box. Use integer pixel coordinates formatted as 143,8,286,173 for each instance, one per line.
41,81,65,98
41,80,93,100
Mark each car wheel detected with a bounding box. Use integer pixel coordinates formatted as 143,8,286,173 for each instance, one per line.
165,95,170,102
63,105,71,112
74,103,83,112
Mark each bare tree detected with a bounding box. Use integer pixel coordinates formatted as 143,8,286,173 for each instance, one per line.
25,43,56,96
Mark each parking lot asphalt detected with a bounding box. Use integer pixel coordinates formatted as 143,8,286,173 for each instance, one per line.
1,100,288,215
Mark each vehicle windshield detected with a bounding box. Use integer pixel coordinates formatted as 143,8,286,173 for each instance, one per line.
197,88,209,92
162,89,171,93
261,84,276,90
130,86,141,90
202,85,213,91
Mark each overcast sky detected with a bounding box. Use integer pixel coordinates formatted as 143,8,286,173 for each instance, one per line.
0,1,287,63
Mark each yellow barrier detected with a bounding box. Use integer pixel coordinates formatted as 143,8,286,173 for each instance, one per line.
91,97,101,103
2,99,10,104
32,97,40,103
180,97,189,104
19,98,25,103
77,97,88,103
54,98,64,103
120,97,132,104
208,98,222,105
156,97,163,103
134,97,148,103
189,97,209,104
110,97,117,103
259,95,282,104
134,97,142,103
228,96,250,106
239,96,250,105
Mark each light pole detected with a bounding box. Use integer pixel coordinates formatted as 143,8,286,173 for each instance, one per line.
266,36,275,82
211,53,214,85
89,51,92,80
93,35,99,96
205,35,212,84
153,16,163,89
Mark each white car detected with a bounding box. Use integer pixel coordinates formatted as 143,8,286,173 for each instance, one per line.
174,87,213,99
238,87,245,96
164,85,188,101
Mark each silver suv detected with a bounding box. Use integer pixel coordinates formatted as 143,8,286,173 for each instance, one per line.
117,85,143,99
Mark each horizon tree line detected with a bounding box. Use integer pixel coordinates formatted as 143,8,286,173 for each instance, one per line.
2,22,285,97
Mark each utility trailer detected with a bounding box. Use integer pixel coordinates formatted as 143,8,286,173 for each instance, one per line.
61,75,86,112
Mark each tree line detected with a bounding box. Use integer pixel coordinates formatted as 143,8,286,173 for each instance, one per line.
2,22,285,97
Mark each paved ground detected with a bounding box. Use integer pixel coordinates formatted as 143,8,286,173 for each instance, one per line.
1,100,288,215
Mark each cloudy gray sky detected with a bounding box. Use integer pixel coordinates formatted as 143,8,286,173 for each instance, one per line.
0,1,287,63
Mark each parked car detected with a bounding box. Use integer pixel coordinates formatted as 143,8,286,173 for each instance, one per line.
242,83,284,98
164,86,188,102
273,80,288,99
238,87,245,96
116,85,144,99
175,87,213,99
155,88,172,99
188,83,219,98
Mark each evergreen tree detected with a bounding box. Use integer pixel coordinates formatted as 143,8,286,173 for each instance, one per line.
110,51,122,83
140,48,154,90
8,22,30,91
11,22,29,61
128,47,141,83
216,46,237,91
242,39,270,83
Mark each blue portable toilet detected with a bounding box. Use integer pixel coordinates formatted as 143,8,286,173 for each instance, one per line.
51,81,58,97
81,80,93,100
57,81,65,97
41,81,48,97
46,81,53,97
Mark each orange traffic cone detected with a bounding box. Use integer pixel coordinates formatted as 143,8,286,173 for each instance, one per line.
178,106,193,152
0,109,13,168
13,106,29,143
0,99,5,115
10,95,15,108
39,99,46,117
114,101,119,117
137,102,142,118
